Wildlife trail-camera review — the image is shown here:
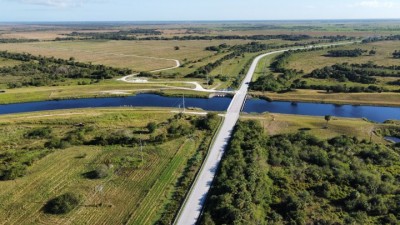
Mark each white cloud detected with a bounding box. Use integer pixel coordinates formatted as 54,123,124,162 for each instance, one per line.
351,0,400,9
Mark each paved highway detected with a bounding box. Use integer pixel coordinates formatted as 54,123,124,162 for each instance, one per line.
174,49,286,225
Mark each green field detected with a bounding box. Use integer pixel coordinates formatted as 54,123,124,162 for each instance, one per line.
0,108,221,224
287,41,400,73
242,113,395,142
0,40,279,72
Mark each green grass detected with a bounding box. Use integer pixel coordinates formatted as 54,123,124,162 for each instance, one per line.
0,108,220,224
242,113,395,142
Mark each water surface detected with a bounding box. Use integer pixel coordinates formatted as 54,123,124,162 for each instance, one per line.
1,94,400,123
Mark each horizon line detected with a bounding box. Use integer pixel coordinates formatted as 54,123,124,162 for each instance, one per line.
1,18,400,24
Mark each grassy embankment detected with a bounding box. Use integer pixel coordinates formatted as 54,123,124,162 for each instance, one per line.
0,79,212,105
0,108,221,224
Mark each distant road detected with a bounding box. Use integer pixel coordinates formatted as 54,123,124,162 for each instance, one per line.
174,41,356,225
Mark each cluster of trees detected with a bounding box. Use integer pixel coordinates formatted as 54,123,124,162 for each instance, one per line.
204,43,229,52
44,192,81,214
326,48,367,57
0,51,132,88
201,120,400,224
251,73,288,92
186,42,269,78
307,64,378,84
393,50,400,58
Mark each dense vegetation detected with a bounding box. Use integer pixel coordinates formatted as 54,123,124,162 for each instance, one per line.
44,193,81,214
201,120,400,225
307,64,377,84
326,48,367,57
205,43,230,52
0,51,132,88
0,110,221,224
394,50,400,59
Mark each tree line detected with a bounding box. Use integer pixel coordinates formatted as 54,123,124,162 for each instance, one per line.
307,64,377,84
0,38,40,43
65,28,162,39
308,63,400,81
61,32,354,42
201,120,400,225
326,48,367,57
362,35,400,43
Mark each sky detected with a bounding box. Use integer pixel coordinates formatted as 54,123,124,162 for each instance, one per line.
0,0,400,22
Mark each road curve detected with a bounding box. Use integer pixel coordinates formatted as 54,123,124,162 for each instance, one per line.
117,59,181,82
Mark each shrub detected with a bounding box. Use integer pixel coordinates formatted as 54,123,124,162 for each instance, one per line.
84,164,110,179
147,122,157,133
0,164,27,181
25,127,52,138
44,192,81,214
45,138,70,149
